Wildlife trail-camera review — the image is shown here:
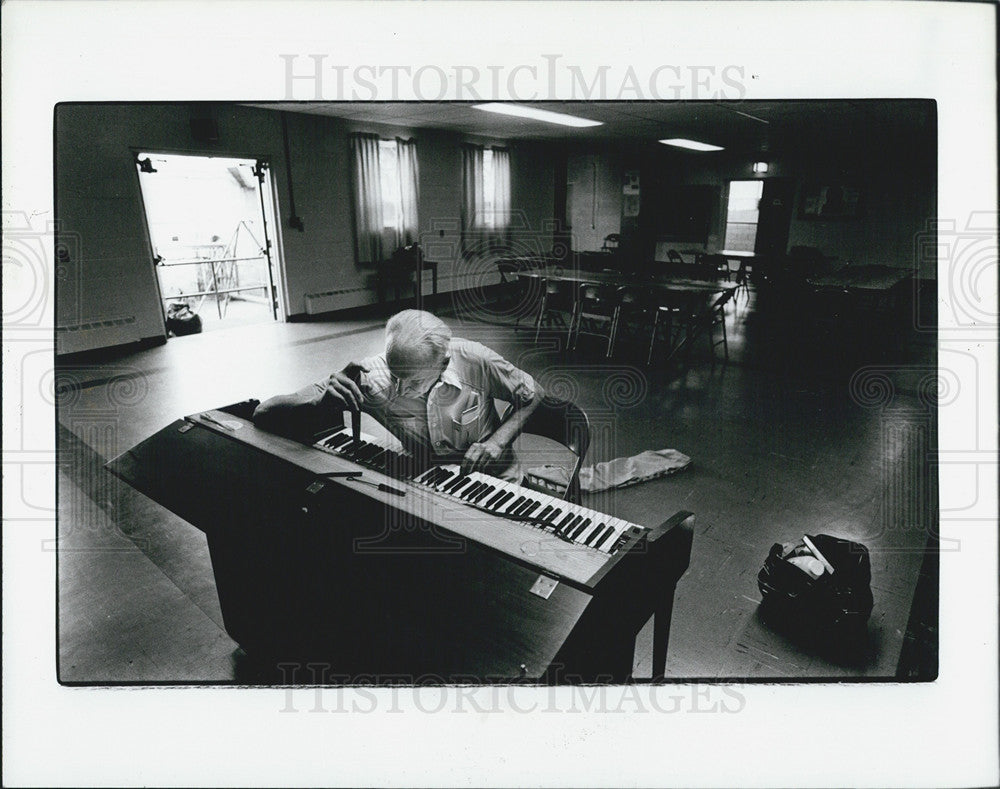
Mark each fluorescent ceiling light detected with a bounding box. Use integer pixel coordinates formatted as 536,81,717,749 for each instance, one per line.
472,103,602,128
659,138,724,152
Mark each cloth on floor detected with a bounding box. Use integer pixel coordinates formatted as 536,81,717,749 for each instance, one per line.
525,448,691,494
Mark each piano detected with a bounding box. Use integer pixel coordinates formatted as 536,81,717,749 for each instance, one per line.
107,403,694,683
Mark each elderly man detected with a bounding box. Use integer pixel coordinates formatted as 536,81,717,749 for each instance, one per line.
253,310,544,479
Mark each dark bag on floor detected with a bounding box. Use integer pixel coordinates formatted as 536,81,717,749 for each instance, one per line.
758,534,874,637
166,303,202,336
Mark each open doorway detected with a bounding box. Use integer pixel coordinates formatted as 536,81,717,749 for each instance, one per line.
723,180,764,252
135,152,284,335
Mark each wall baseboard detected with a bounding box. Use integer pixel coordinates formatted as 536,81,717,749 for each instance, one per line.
56,334,167,363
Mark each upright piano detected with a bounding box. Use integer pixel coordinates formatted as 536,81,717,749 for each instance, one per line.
107,404,694,683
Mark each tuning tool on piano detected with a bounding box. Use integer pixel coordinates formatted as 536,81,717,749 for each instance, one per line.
345,475,406,497
349,407,361,443
343,366,364,443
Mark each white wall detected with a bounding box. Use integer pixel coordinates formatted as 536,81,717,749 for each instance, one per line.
55,104,556,354
567,152,622,252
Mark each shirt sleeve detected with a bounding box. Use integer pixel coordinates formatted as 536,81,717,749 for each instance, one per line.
470,342,537,408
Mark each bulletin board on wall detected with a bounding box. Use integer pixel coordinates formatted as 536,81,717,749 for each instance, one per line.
798,183,865,219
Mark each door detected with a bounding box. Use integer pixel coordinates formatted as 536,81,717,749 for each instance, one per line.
754,178,795,256
135,152,284,335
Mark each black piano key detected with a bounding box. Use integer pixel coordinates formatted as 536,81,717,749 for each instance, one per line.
503,495,526,513
434,469,456,488
356,443,380,461
508,498,528,516
593,526,617,551
569,517,592,539
348,441,371,458
562,515,583,537
368,449,388,468
434,467,454,483
473,485,496,503
522,500,542,517
413,467,436,484
326,432,353,448
455,480,477,499
510,498,532,516
491,491,515,510
485,489,508,508
460,481,483,500
545,508,562,523
537,505,553,522
355,445,377,463
443,474,468,493
424,467,447,485
555,512,575,530
582,522,606,546
449,477,472,495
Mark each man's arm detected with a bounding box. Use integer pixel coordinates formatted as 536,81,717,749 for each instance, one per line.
252,362,370,442
460,383,545,474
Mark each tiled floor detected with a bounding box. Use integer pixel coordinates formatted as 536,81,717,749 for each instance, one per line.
56,285,938,683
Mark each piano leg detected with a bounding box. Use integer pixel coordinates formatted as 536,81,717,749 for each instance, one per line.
649,511,695,681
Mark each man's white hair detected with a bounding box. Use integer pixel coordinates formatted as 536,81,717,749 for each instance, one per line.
385,310,452,368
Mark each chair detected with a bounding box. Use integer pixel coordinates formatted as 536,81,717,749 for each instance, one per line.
607,286,653,357
601,233,621,253
689,287,734,362
569,282,618,355
533,277,576,344
503,396,591,503
497,258,537,320
699,253,731,281
646,291,693,366
377,243,422,304
733,257,753,303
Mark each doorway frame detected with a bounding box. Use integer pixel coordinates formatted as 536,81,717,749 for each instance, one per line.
130,146,289,331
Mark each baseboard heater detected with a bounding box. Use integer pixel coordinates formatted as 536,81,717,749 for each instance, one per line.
56,315,139,355
304,287,374,315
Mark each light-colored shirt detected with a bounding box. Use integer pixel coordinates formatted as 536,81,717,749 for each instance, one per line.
356,338,537,463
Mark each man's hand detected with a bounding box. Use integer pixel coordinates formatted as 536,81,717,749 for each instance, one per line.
325,362,370,412
461,440,505,475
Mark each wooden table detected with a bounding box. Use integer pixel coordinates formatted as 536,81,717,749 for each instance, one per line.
523,266,735,295
807,264,911,292
377,257,438,307
806,264,912,315
519,268,737,362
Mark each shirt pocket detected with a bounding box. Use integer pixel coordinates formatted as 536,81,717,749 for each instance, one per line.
450,392,493,448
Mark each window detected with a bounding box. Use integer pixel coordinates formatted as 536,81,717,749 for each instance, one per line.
378,139,401,230
724,180,764,251
463,146,510,232
481,149,495,227
350,133,419,263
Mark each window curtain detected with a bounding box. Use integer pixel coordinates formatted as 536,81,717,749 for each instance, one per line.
350,133,384,264
491,147,511,241
461,144,484,251
396,137,420,246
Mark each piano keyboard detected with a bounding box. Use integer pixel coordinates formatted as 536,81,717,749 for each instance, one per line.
314,426,640,555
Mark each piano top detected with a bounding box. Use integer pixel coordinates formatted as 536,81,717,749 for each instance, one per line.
187,410,627,588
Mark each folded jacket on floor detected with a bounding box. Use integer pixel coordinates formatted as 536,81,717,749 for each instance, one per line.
525,448,691,494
